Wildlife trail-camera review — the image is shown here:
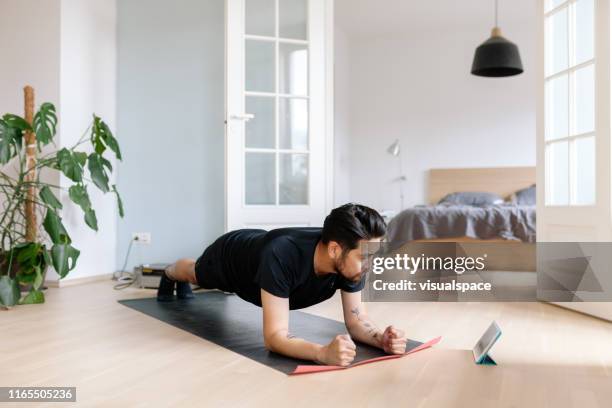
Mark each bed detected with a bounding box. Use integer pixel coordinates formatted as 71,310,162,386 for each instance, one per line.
386,167,536,271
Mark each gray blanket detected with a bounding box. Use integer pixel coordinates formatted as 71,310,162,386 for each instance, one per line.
386,204,536,244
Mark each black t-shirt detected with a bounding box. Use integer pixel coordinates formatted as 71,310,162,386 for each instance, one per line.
199,227,364,310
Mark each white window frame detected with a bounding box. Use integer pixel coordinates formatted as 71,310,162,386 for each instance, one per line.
544,0,596,207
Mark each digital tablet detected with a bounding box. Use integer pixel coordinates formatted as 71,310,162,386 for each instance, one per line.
472,321,502,364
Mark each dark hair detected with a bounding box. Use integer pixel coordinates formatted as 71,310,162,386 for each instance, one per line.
321,203,387,253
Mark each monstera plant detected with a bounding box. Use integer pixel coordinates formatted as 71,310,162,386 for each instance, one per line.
0,86,123,308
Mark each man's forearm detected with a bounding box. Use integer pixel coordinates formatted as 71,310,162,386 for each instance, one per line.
346,307,384,349
266,330,324,363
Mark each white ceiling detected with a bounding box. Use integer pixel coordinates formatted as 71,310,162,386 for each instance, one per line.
335,0,537,37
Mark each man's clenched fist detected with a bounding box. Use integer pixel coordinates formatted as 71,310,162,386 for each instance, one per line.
317,334,357,366
381,325,407,355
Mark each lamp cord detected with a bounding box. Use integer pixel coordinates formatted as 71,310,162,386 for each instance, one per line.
495,0,499,27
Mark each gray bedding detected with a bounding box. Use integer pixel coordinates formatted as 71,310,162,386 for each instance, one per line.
386,204,536,244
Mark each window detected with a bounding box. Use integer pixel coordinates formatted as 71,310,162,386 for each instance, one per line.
544,0,595,205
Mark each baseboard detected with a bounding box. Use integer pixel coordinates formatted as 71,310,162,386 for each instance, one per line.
548,302,612,323
45,273,114,288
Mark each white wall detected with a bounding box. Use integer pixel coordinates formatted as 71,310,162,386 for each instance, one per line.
2,0,537,282
53,0,118,282
115,0,226,272
0,0,61,187
333,26,352,206
335,3,537,211
6,0,223,281
0,0,117,283
0,0,62,252
0,0,61,116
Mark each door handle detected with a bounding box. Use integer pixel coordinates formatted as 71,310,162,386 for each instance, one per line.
229,113,255,122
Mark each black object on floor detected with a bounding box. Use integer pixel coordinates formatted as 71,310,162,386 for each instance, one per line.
119,291,423,375
156,271,176,302
176,281,195,299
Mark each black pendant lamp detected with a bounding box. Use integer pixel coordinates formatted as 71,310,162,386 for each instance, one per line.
471,0,523,77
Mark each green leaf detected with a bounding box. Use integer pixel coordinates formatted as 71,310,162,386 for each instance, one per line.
3,114,32,131
0,119,22,164
91,115,122,160
18,271,36,283
94,138,105,155
91,116,106,155
112,185,124,217
68,184,98,231
68,184,92,212
43,210,71,244
33,267,43,290
42,248,53,267
84,208,98,231
51,243,80,278
13,243,44,279
57,148,84,182
16,242,40,265
74,151,87,166
17,266,41,285
101,120,122,160
19,289,45,305
87,153,110,193
39,186,63,209
0,275,20,307
33,102,57,145
100,156,112,172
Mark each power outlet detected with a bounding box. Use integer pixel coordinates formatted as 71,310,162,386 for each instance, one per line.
132,232,151,244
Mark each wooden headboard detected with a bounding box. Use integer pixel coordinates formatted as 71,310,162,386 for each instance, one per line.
428,167,536,205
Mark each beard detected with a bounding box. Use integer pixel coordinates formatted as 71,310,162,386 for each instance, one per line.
333,256,345,275
334,255,364,284
333,255,348,278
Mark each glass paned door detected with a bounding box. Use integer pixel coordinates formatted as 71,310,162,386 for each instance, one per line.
226,0,330,230
244,0,310,205
544,0,595,206
539,0,612,316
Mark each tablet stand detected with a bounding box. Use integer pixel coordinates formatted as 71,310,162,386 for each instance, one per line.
476,353,497,365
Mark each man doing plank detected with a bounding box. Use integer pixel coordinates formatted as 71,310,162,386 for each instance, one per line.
158,203,407,366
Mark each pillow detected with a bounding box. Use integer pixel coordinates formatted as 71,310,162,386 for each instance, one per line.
510,184,536,205
438,191,504,206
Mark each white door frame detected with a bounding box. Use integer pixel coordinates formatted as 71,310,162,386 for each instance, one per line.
536,0,611,242
223,0,335,232
537,0,612,321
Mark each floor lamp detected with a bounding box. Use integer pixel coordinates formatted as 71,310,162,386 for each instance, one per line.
386,139,406,211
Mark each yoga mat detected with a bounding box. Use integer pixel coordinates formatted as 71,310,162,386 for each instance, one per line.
119,291,441,375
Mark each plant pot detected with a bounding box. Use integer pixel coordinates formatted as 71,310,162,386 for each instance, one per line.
17,265,49,293
0,251,19,276
0,252,49,293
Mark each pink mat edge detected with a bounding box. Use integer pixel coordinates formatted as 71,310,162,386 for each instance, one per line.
289,336,442,376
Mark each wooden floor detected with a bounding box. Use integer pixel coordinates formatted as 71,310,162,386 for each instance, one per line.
2,280,612,408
